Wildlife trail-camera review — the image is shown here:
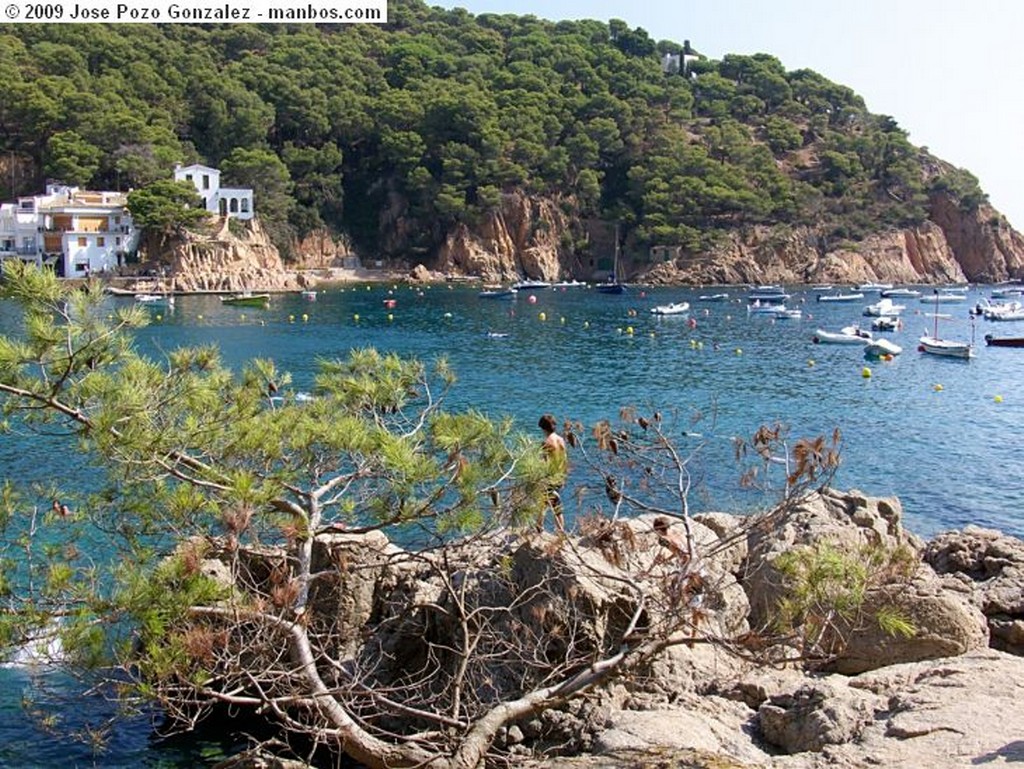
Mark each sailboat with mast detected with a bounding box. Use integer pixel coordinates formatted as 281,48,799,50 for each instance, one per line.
597,224,625,295
919,290,974,359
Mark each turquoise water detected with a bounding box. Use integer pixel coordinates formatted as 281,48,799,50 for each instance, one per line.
1,282,1022,765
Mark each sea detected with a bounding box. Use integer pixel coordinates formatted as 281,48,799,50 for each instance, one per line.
1,281,1021,767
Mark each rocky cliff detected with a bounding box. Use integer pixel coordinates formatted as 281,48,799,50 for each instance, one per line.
140,218,307,292
423,189,1024,287
434,191,580,282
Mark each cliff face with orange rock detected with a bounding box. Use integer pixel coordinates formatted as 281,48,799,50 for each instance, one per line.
425,189,1024,286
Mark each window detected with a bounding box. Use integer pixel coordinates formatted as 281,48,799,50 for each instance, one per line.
115,237,121,246
202,174,210,190
75,263,87,273
240,198,250,213
19,200,34,211
185,174,193,182
230,198,239,213
97,237,105,247
114,216,120,225
77,237,87,247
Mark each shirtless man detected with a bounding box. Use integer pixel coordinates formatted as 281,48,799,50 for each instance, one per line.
538,414,567,532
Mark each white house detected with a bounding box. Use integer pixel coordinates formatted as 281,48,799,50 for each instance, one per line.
0,184,137,277
173,164,254,221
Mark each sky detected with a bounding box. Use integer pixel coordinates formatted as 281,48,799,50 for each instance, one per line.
435,0,1024,230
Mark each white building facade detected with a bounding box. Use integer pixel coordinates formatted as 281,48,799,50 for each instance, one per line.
173,164,254,221
0,184,137,277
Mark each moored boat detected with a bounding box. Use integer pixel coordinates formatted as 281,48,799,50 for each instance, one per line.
862,298,905,317
697,292,729,302
920,292,966,304
812,325,872,345
918,336,973,359
984,334,1024,348
747,285,789,303
881,287,922,298
510,279,551,291
857,282,894,292
864,338,902,357
478,286,517,299
221,292,270,307
773,307,802,320
650,301,690,315
870,316,901,332
817,292,865,303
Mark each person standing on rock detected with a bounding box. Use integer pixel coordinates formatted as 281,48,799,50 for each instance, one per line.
538,414,567,533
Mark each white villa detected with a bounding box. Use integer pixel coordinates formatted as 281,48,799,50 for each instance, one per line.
173,164,254,221
0,184,137,277
0,164,255,278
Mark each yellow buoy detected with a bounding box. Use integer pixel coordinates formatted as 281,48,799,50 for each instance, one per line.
862,366,872,378
626,326,634,335
302,313,308,322
933,384,943,392
735,347,742,355
240,313,246,320
995,394,1003,403
583,321,590,329
539,312,546,321
697,341,703,350
387,313,394,321
197,314,203,321
560,316,566,324
353,314,360,322
808,359,815,367
289,314,295,323
155,314,162,321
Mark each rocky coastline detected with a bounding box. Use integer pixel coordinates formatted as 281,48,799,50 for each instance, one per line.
206,488,1024,769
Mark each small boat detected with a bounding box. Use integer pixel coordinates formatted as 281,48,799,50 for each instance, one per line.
811,284,834,291
597,227,626,294
773,307,802,320
747,300,782,315
918,336,974,358
871,316,901,332
864,338,903,358
301,289,318,301
817,292,865,303
812,325,872,345
990,286,1024,299
747,285,789,303
650,301,690,315
134,293,173,306
478,286,517,299
510,279,551,291
221,292,271,307
551,280,587,289
862,298,905,317
857,282,894,292
383,297,397,309
984,334,1024,347
984,301,1024,321
918,291,974,358
881,287,922,298
920,292,966,304
697,293,729,302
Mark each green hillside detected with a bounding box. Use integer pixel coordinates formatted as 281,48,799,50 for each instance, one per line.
0,3,988,260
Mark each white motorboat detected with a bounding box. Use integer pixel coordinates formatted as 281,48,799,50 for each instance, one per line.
551,280,587,289
774,307,802,320
870,316,901,332
747,285,789,303
697,292,729,302
817,292,865,303
510,279,551,291
857,282,893,292
812,325,872,345
990,286,1024,299
881,287,922,298
864,338,903,357
920,292,966,304
862,298,906,317
650,301,690,315
747,300,782,314
478,286,517,299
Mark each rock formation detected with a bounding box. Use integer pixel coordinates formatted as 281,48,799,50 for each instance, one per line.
434,191,579,282
201,489,1024,769
141,218,307,293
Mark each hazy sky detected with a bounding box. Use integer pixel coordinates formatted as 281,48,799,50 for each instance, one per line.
436,0,1024,230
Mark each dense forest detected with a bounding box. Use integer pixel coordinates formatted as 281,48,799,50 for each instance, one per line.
0,2,989,261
